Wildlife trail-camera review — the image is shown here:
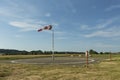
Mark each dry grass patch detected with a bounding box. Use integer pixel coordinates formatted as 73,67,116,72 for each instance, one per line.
99,61,118,67
0,56,120,80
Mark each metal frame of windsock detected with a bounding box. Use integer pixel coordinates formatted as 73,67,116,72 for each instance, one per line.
38,25,55,61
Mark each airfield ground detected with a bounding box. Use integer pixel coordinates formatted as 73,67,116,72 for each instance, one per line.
0,54,120,80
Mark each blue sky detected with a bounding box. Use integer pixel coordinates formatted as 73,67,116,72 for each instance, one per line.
0,0,120,52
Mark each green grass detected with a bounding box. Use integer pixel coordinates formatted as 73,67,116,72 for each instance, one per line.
0,54,120,80
0,54,72,60
0,54,119,60
0,55,51,60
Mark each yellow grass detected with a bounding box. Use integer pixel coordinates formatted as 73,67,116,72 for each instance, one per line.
0,55,120,80
0,55,51,60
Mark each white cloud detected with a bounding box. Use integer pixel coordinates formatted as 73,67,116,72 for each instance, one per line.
9,20,59,32
105,5,120,11
96,18,116,29
9,21,39,31
80,25,91,30
45,13,51,17
66,0,77,13
95,17,119,30
85,31,111,38
0,0,40,19
0,1,59,32
0,7,23,19
10,22,35,28
82,16,120,38
85,30,120,38
52,23,59,26
80,17,119,31
94,43,118,48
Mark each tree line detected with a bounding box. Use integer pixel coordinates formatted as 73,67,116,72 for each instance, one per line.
0,49,119,55
0,49,84,55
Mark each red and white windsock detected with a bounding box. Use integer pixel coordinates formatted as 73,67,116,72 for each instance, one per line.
38,25,52,32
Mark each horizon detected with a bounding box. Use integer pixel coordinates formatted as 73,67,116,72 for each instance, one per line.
0,0,120,52
0,48,119,53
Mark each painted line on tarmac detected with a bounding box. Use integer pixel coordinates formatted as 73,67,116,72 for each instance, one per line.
11,60,17,63
10,59,95,64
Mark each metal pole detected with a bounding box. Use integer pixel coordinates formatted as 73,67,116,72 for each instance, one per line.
52,30,54,61
86,51,88,68
110,52,111,61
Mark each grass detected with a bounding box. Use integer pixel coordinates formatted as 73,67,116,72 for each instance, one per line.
0,54,120,80
0,53,118,60
0,54,71,60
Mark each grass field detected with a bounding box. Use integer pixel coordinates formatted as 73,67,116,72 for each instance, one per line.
0,53,117,60
0,54,120,80
0,54,71,60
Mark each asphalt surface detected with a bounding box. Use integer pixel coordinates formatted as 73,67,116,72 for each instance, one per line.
0,57,105,65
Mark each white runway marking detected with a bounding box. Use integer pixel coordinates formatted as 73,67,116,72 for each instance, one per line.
10,58,96,65
11,60,17,63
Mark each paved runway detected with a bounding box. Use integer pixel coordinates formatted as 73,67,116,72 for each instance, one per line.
9,57,99,65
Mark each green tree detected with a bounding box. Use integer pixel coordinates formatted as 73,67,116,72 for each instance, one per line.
89,49,98,54
100,52,103,54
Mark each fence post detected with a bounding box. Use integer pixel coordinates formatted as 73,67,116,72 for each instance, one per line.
86,51,89,68
110,52,112,61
